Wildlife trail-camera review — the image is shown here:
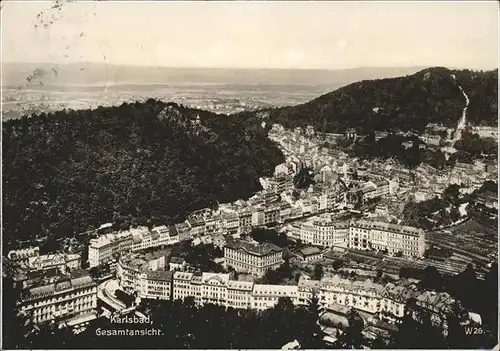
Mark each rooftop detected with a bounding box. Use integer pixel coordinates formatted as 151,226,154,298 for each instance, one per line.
28,253,80,268
228,280,254,291
352,220,424,237
225,239,283,257
298,246,322,257
24,269,95,301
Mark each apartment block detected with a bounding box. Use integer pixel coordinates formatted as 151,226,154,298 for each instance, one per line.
224,240,283,277
19,270,97,325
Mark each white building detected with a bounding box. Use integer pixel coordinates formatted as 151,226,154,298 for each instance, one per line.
299,219,349,248
88,231,134,268
7,246,40,265
27,253,81,274
251,284,299,310
19,270,97,325
297,219,425,257
227,280,254,309
470,126,498,140
130,225,179,252
116,250,173,300
349,220,425,258
224,240,284,277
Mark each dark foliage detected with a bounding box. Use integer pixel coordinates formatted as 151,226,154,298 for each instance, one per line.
352,134,423,168
455,131,498,159
258,260,295,285
313,264,324,280
180,243,225,273
237,67,497,133
249,228,290,248
115,290,135,306
293,167,315,189
2,100,284,253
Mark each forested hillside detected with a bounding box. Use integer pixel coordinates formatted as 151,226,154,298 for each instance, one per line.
236,67,498,133
2,100,284,252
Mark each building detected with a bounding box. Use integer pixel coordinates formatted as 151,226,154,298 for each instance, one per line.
116,250,168,293
174,222,192,241
296,246,323,263
116,250,174,300
470,126,498,140
251,284,299,310
475,191,498,209
299,219,349,248
200,272,231,305
169,256,187,271
172,272,194,301
27,253,81,274
88,230,134,268
130,225,179,252
373,180,390,198
251,209,265,227
138,270,173,301
236,208,253,233
421,134,441,146
7,247,40,265
19,270,97,325
224,239,284,277
227,280,254,309
264,206,280,224
297,219,424,257
187,217,206,237
349,220,425,258
222,212,240,234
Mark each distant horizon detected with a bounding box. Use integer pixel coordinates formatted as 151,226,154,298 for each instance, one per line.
5,61,498,72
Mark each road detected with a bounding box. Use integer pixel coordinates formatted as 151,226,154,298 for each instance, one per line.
97,279,126,312
451,84,470,145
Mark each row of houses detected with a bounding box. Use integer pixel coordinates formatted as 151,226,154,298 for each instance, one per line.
289,219,426,258
115,252,456,323
87,186,346,269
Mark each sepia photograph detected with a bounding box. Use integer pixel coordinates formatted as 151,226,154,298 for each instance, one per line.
1,0,498,349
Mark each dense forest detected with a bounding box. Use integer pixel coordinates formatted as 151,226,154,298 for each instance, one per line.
235,67,498,133
2,99,284,253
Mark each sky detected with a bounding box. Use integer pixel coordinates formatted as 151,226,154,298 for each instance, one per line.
1,1,499,70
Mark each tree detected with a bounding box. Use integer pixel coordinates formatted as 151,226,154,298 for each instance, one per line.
422,266,442,291
299,294,324,348
3,100,285,254
443,184,461,206
293,167,315,189
313,264,324,280
339,308,364,348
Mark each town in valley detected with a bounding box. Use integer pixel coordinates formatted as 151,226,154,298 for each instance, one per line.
1,1,498,350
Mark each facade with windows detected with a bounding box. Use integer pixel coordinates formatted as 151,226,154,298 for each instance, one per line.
224,240,283,277
19,270,97,325
298,219,425,257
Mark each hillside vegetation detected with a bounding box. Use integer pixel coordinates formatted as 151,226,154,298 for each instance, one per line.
2,100,284,252
237,67,498,133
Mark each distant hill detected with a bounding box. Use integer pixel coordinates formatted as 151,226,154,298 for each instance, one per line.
2,62,427,88
238,67,498,132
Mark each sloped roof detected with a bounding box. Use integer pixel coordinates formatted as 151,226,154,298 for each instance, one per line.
225,239,282,257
